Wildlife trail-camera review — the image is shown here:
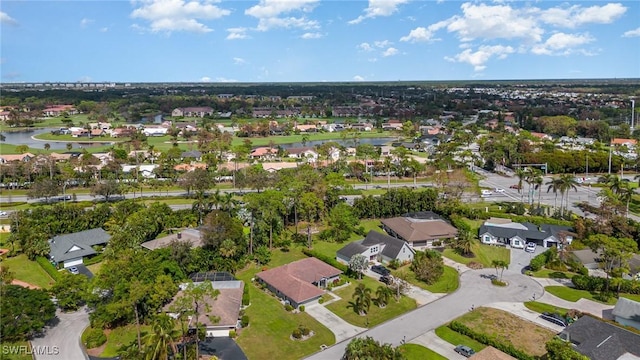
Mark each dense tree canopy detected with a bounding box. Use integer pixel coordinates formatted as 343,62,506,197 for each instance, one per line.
0,285,56,341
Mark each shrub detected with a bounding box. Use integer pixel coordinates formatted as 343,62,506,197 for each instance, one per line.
467,262,484,270
491,279,507,286
242,284,250,306
299,325,310,336
432,240,442,247
285,304,294,312
229,330,237,338
387,259,400,270
318,298,325,304
36,256,60,281
241,315,250,327
83,327,107,348
571,275,605,292
578,266,589,276
299,305,305,312
529,252,547,272
292,328,302,339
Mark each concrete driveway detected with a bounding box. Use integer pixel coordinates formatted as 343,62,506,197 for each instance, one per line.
510,245,542,273
31,307,90,360
410,330,466,359
305,303,366,342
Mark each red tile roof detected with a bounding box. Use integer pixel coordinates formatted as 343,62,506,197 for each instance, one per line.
257,257,342,304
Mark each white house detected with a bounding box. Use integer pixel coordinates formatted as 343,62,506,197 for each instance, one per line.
612,298,640,331
287,147,319,163
337,230,415,265
142,127,168,136
49,228,111,268
478,218,574,249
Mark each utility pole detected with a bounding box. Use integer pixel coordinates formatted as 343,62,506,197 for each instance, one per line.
586,154,589,179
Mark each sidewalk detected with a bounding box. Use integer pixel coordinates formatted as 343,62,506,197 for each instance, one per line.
305,302,367,342
536,292,614,319
442,257,472,274
405,284,446,306
410,330,466,359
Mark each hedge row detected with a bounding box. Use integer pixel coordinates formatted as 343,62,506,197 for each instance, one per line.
36,256,60,281
448,321,536,360
572,275,640,294
83,253,104,266
301,248,349,273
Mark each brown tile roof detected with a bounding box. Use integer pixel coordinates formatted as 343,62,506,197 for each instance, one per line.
257,257,342,304
470,346,516,360
611,138,637,146
381,217,458,241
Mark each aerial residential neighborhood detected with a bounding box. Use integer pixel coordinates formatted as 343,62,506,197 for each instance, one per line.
2,0,640,359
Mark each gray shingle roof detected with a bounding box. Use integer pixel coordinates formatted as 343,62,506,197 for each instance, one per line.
336,241,368,259
479,222,573,242
559,315,640,360
49,228,111,263
613,298,640,321
337,231,414,260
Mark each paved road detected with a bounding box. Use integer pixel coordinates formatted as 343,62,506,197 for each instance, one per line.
31,307,90,360
305,268,543,359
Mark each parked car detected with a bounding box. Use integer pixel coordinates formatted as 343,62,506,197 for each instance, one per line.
481,189,493,196
68,266,79,275
0,211,7,217
495,188,505,193
541,312,567,327
379,275,393,285
525,242,537,253
454,345,476,357
371,265,391,276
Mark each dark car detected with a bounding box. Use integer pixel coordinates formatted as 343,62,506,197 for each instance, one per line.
371,265,391,276
510,184,522,190
379,275,393,285
454,345,475,358
541,312,567,327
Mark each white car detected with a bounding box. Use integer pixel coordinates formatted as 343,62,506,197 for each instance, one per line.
525,242,537,253
481,190,493,196
495,188,505,193
68,266,80,275
0,211,7,217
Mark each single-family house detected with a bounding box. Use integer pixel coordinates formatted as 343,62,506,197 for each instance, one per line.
530,132,552,141
164,273,243,337
381,211,458,249
172,107,214,118
478,218,574,249
181,150,203,161
250,147,278,160
286,147,319,162
336,230,415,265
48,228,111,268
0,153,35,164
612,298,640,331
141,229,204,250
261,162,298,173
256,257,342,308
174,163,207,172
295,124,317,133
611,138,637,148
42,105,77,117
558,315,640,360
142,126,168,137
350,123,373,131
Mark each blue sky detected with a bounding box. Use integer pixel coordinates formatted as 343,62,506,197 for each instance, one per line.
1,0,639,82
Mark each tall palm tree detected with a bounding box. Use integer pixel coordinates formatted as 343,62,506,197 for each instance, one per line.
546,177,562,213
143,315,179,360
515,168,526,203
608,175,624,195
558,174,578,217
375,285,393,308
617,183,635,215
352,284,372,315
533,174,543,208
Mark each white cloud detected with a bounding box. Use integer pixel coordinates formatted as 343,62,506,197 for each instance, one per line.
245,0,319,32
216,77,237,82
353,75,365,81
1,11,18,26
531,32,594,55
537,3,626,28
233,57,246,65
357,42,374,51
80,18,94,28
131,0,230,33
349,0,410,24
382,47,399,57
200,76,211,82
446,45,514,71
374,40,392,48
226,27,249,40
623,27,640,38
400,27,435,42
301,32,322,39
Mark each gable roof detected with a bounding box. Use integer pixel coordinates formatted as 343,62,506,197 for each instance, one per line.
559,315,640,360
256,257,342,304
336,241,369,260
381,216,458,241
141,229,203,250
479,219,573,242
49,228,111,262
361,230,414,259
613,298,640,321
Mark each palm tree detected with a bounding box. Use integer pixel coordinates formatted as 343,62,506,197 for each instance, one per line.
491,260,508,281
143,315,179,360
546,177,562,213
383,156,393,190
455,230,474,256
617,183,635,215
352,284,372,315
533,174,543,208
375,285,393,308
219,239,237,258
558,174,578,217
515,168,526,203
608,175,624,195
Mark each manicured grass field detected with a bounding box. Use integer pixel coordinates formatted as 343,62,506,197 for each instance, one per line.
393,265,459,293
523,301,570,315
235,249,335,360
531,268,577,279
434,325,485,352
442,241,510,268
398,343,447,360
325,276,417,328
2,254,55,289
621,293,640,302
544,286,617,305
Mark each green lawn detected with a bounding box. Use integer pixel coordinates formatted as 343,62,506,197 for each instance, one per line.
523,301,570,315
310,219,383,260
442,242,510,268
544,286,617,305
398,343,447,360
100,325,151,357
0,340,35,360
2,254,55,289
434,325,486,352
235,250,335,360
393,265,459,293
325,276,417,328
621,293,640,302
